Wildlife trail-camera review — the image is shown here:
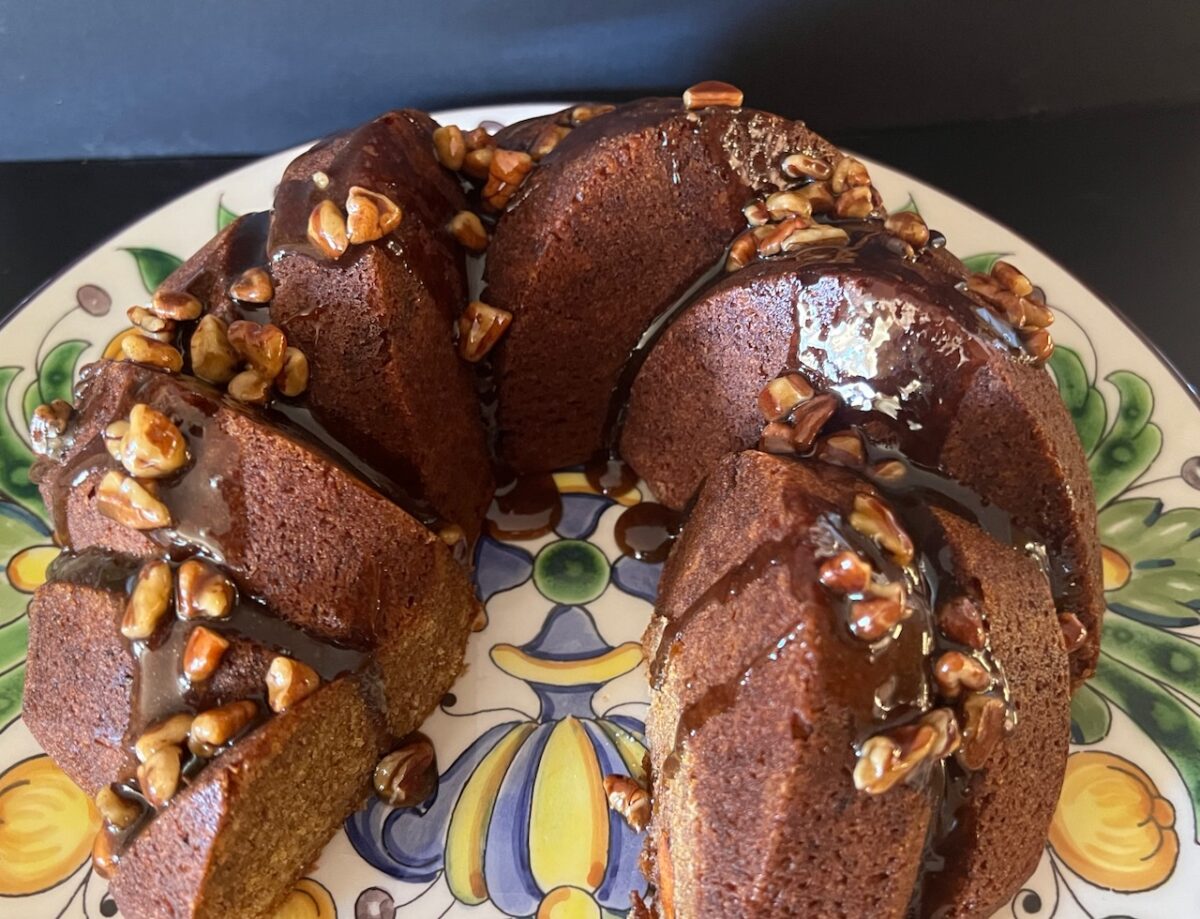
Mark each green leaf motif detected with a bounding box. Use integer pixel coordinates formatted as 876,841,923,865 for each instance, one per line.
122,246,184,294
1103,613,1200,702
0,617,28,675
20,379,40,430
0,501,51,627
217,197,239,231
893,194,919,214
960,252,1009,274
37,339,88,406
1049,346,1106,454
1089,371,1163,507
1070,683,1111,744
1101,499,1200,627
1092,653,1200,835
0,662,24,730
0,367,46,523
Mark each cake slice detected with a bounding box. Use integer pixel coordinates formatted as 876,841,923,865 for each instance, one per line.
644,451,1069,918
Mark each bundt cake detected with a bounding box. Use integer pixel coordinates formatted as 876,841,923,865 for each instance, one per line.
21,82,1102,919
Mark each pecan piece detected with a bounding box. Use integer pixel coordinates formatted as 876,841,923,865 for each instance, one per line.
682,80,743,110
461,146,494,180
835,186,874,219
604,773,651,832
781,152,833,181
765,190,814,221
118,403,188,479
818,550,872,594
227,368,273,405
530,123,571,160
448,210,489,253
190,314,240,385
374,737,438,807
936,596,986,650
482,149,534,210
149,290,203,321
1058,611,1088,653
569,103,615,125
227,320,287,379
127,305,175,339
191,700,258,748
757,372,815,422
265,655,321,713
121,559,173,640
135,713,193,763
991,260,1034,297
433,124,466,170
29,399,72,457
229,267,274,304
933,651,993,699
346,186,403,244
790,392,840,449
306,200,349,259
176,558,235,620
849,493,914,566
830,156,872,194
817,431,866,467
1021,327,1055,365
95,785,141,830
96,470,172,530
884,211,930,248
120,334,183,373
853,723,936,794
725,229,758,272
742,200,771,227
457,301,513,362
849,595,904,641
956,693,1009,770
275,347,309,397
182,625,230,683
138,744,182,807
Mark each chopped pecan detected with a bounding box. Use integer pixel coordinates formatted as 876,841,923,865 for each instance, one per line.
190,699,258,748
448,210,489,253
433,125,466,170
956,693,1009,770
604,773,651,832
345,186,403,244
118,403,188,479
884,211,930,248
121,559,174,640
182,625,230,683
765,190,814,221
461,147,494,181
29,399,72,457
227,368,273,405
176,558,235,620
457,301,513,362
682,80,744,110
790,392,840,449
933,651,993,699
127,305,175,340
149,290,203,322
95,785,141,830
306,200,349,259
569,103,615,125
120,334,183,373
227,320,287,379
725,229,758,272
135,713,193,763
757,372,815,422
849,493,914,566
830,156,872,194
137,744,182,807
531,123,571,160
853,723,936,794
818,550,872,594
482,149,534,210
835,186,874,219
1058,611,1088,653
936,596,986,650
781,153,833,181
817,430,865,467
742,200,771,227
275,347,309,398
229,267,274,304
374,738,438,806
265,655,321,713
190,314,240,385
96,470,172,530
849,595,905,641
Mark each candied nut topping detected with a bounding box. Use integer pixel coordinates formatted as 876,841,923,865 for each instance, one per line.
818,550,873,594
753,216,810,257
1058,611,1088,653
229,267,274,304
432,124,466,170
457,300,513,362
306,200,349,259
818,431,866,467
991,260,1034,297
96,470,172,530
120,334,184,373
374,738,438,807
853,725,936,795
781,152,833,181
95,785,141,830
758,420,797,455
448,210,489,253
884,211,930,249
780,224,850,251
275,347,310,398
438,523,465,547
870,459,908,483
191,699,258,748
92,826,119,879
1020,297,1054,330
937,596,986,650
462,146,494,180
345,185,404,245
265,655,320,713
790,392,840,449
311,170,330,190
29,399,72,457
463,126,496,150
177,558,235,620
103,420,130,460
118,403,189,479
933,650,993,698
138,744,182,807
765,190,814,221
850,595,905,641
835,186,874,219
127,305,175,338
227,368,273,405
182,625,230,683
830,156,872,195
604,773,651,832
569,103,615,125
920,707,962,759
135,713,193,763
742,200,771,227
757,372,815,422
682,80,744,110
190,314,240,385
849,493,915,566
227,320,287,379
794,181,836,214
531,123,571,160
149,290,203,322
725,229,758,272
957,693,1008,770
1022,327,1055,365
121,559,173,640
483,149,534,211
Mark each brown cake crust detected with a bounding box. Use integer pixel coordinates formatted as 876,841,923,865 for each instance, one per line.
269,110,492,541
160,211,270,325
34,360,479,652
485,98,842,472
646,451,1070,918
621,238,1102,683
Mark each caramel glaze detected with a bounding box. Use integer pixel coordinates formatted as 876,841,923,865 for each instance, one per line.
651,445,1019,919
46,547,369,861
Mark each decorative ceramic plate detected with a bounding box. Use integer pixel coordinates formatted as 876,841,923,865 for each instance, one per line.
0,103,1197,919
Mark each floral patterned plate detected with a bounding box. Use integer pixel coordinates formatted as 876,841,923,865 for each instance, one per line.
0,103,1197,919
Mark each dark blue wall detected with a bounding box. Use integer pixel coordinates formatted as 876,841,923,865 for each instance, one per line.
2,0,1197,160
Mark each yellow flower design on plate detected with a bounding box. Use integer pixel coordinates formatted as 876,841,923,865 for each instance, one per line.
272,877,337,918
7,544,60,594
1049,750,1179,891
0,754,100,896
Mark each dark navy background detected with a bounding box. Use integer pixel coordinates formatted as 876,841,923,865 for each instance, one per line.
1,0,1198,159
